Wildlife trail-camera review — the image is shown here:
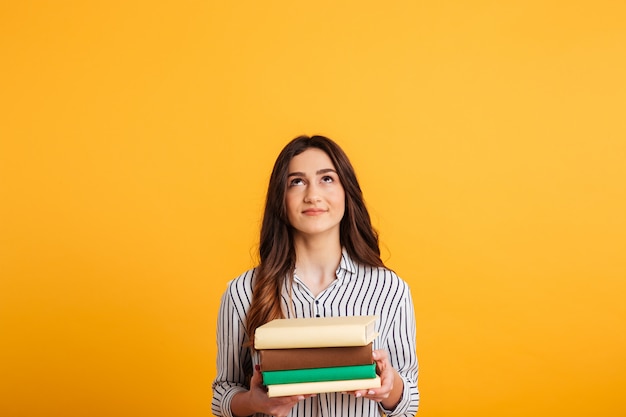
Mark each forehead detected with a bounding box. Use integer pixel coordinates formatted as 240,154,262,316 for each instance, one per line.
288,148,336,172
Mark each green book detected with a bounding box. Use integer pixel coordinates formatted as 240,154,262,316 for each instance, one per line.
262,363,376,385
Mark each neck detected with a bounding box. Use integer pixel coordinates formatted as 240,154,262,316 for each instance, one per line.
293,231,341,265
293,233,342,297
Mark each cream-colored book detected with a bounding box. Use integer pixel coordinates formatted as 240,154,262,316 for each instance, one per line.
254,315,379,349
267,376,381,398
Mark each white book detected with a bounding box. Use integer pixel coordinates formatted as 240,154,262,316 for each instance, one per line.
254,315,379,349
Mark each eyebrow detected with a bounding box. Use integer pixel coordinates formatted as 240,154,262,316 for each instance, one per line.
288,168,337,177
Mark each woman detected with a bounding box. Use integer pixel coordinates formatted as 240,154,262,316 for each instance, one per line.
212,135,419,417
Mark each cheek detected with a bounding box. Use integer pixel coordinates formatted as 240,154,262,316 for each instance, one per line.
285,192,298,210
284,194,299,221
335,191,346,214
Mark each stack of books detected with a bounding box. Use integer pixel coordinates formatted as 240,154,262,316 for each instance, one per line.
254,315,381,397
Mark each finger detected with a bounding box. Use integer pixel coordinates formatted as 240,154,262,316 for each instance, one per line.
353,390,366,398
250,365,269,393
372,350,389,373
372,349,388,361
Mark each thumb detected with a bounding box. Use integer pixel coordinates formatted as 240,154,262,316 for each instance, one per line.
250,364,263,387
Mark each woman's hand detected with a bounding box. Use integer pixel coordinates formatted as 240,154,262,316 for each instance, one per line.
350,349,403,410
232,365,315,417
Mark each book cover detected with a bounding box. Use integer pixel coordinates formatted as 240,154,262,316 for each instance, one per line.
254,315,379,349
260,343,373,371
266,375,381,398
262,363,376,385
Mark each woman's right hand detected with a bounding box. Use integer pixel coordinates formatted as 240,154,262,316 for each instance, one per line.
232,365,315,417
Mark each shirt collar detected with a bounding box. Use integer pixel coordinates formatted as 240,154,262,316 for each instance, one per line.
337,247,357,276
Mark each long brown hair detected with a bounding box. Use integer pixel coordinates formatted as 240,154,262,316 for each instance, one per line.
245,135,385,346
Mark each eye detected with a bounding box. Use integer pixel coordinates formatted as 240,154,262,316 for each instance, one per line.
321,175,334,183
289,177,305,186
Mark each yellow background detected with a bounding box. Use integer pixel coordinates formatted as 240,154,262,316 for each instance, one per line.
1,1,625,416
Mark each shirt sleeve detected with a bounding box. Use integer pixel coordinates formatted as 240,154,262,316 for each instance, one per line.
379,283,420,417
211,280,253,417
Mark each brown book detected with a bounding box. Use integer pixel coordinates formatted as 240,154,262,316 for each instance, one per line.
260,343,373,371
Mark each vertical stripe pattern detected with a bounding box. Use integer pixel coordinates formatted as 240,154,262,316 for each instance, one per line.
212,249,419,417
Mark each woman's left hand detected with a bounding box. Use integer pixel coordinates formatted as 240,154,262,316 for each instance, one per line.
351,349,403,409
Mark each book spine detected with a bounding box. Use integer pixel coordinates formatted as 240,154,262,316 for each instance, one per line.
260,343,373,371
262,363,376,385
267,376,381,398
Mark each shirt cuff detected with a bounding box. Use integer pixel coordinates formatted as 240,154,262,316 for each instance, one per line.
220,386,249,417
378,376,410,417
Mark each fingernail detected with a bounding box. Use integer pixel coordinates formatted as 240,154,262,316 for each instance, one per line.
297,396,305,400
368,390,375,395
355,392,361,398
255,365,260,371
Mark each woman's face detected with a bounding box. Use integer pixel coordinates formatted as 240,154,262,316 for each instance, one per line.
285,148,346,239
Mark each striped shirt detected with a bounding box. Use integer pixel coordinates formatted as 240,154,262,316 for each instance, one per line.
212,249,419,417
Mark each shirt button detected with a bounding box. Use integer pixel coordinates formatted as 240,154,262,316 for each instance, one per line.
316,314,320,317
315,300,319,305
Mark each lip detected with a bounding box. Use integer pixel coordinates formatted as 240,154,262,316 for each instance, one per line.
302,208,327,215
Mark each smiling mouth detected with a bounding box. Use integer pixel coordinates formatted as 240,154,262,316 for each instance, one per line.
303,209,326,215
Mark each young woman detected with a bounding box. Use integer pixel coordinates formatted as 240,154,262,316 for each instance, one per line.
212,135,419,417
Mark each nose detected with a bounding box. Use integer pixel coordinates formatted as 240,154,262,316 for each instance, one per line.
303,183,321,203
